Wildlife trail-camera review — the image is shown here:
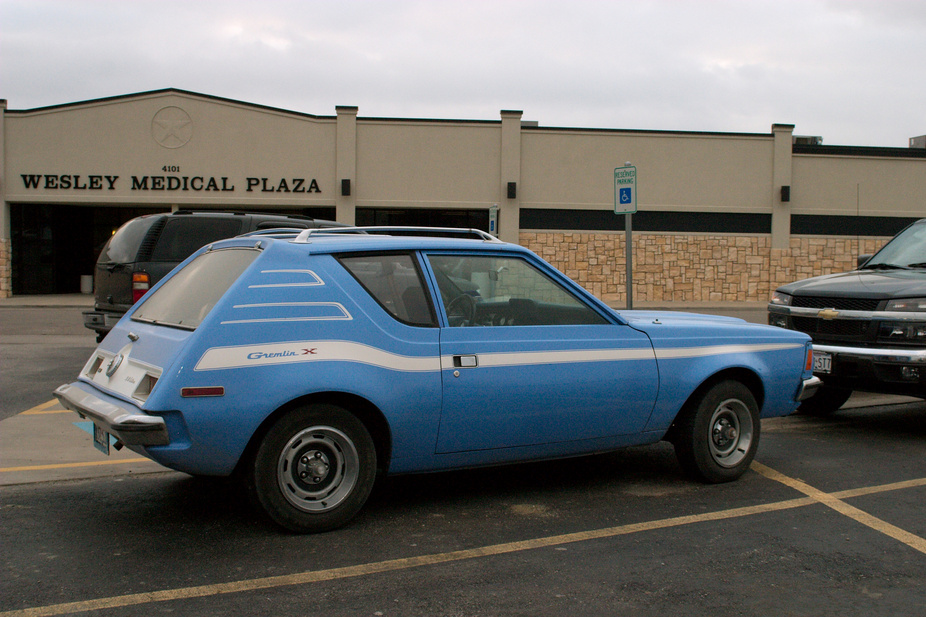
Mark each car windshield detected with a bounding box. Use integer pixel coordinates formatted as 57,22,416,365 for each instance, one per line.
863,222,926,269
132,248,259,330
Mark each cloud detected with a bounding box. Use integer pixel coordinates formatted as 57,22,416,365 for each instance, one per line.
1,0,923,146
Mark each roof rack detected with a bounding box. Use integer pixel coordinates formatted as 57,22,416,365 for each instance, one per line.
238,228,306,239
292,226,501,244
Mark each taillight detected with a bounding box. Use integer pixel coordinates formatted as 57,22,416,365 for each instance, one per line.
132,272,150,303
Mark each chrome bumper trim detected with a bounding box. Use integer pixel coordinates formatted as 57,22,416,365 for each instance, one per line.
796,376,822,401
54,383,169,446
813,344,926,365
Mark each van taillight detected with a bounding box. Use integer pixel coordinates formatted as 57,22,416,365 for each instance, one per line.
132,272,150,303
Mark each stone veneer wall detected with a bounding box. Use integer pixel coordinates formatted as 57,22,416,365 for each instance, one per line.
0,239,10,298
520,232,889,305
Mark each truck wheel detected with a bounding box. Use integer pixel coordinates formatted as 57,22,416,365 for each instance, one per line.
673,381,760,483
251,404,376,533
796,385,851,416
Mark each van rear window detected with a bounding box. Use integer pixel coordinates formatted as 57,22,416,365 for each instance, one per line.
132,248,258,330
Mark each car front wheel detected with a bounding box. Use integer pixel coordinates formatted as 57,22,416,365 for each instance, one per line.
251,404,377,533
673,381,760,483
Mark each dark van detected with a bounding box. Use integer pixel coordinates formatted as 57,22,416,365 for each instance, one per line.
83,211,343,341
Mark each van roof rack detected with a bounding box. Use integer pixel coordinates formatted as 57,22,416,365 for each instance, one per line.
292,226,501,243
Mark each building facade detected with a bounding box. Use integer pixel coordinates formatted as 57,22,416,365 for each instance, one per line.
2,89,924,302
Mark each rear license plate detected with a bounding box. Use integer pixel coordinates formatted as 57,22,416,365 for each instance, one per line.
813,350,833,374
93,424,111,455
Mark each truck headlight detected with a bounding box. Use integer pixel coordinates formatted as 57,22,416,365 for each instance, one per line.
880,322,926,340
885,298,926,311
770,291,792,306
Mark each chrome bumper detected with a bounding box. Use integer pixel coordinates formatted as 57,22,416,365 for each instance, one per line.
797,376,822,401
54,383,169,446
813,343,926,365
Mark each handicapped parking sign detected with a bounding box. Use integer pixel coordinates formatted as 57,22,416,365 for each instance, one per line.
614,165,637,214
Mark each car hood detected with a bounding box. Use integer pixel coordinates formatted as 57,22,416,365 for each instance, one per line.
777,269,926,299
616,310,745,327
616,310,805,345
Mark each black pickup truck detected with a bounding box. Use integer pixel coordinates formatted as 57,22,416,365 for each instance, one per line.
768,219,926,414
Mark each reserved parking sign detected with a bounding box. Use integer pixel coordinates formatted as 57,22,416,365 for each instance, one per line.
614,165,637,214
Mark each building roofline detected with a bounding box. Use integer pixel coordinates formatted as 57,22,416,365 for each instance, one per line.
4,89,921,153
3,88,335,120
793,143,926,159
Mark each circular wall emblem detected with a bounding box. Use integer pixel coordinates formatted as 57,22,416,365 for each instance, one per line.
151,106,193,149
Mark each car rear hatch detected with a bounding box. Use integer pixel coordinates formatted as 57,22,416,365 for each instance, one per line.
101,244,263,401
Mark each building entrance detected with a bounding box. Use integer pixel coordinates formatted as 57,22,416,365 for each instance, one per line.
10,204,164,295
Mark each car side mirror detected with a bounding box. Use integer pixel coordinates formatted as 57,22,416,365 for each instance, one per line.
857,254,872,268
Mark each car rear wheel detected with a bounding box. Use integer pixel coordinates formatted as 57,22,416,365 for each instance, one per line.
673,381,760,483
251,404,377,533
796,385,851,416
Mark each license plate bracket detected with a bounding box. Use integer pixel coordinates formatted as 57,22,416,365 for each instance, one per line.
813,350,833,375
93,423,111,455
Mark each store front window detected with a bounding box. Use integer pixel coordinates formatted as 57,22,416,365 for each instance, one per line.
356,207,489,231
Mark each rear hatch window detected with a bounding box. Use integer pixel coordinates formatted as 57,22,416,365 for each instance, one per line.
132,248,259,330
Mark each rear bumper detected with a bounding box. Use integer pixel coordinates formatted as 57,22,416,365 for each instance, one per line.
82,309,124,334
54,383,169,446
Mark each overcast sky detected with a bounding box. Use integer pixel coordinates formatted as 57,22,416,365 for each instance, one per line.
2,0,924,147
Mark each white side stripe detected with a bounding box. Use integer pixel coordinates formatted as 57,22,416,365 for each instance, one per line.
441,348,655,369
195,340,439,372
195,341,803,372
655,343,802,359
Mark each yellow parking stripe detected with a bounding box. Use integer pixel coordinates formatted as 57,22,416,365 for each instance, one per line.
752,462,926,555
0,459,150,473
19,400,66,415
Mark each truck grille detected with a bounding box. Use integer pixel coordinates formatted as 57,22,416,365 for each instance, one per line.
792,316,869,337
791,296,880,311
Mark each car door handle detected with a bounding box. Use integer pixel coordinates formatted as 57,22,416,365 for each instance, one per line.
453,355,478,368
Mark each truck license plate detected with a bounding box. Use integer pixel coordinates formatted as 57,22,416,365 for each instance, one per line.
813,350,833,375
93,424,111,455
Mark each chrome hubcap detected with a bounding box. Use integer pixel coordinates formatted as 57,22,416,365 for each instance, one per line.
277,426,359,513
708,399,753,468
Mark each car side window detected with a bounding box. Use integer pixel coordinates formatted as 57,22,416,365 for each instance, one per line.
426,254,608,327
150,218,243,262
339,253,436,327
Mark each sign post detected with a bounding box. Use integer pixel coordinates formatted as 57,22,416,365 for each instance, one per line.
614,164,637,309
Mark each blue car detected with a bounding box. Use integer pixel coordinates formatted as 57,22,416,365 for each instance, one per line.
56,227,819,532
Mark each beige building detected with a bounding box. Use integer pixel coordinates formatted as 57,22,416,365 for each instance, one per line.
1,89,924,301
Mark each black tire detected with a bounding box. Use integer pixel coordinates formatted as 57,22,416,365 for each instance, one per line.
673,381,760,484
796,385,851,416
251,404,377,533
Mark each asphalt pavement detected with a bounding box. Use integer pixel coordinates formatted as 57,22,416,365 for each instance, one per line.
2,295,925,617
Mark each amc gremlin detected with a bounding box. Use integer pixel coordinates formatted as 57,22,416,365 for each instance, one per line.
56,227,818,532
